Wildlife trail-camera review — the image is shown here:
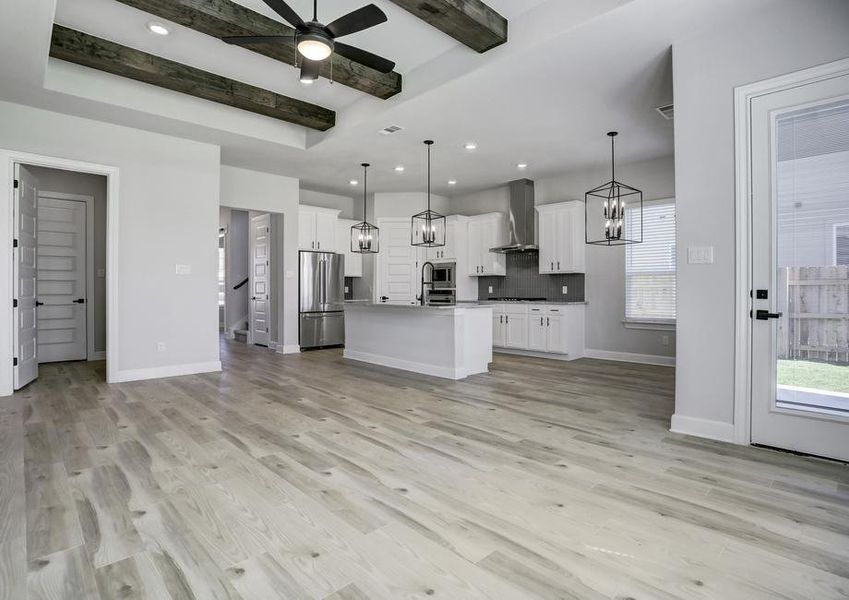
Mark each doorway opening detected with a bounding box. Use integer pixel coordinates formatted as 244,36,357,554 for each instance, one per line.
219,207,283,349
12,163,108,390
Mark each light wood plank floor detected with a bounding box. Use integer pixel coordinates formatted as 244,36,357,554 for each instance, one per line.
2,338,848,599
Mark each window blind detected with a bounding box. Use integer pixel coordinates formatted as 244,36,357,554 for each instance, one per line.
837,224,849,266
625,201,676,322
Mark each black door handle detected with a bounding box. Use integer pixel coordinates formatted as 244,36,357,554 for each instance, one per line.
73,298,85,304
380,296,389,302
36,301,44,307
755,309,782,320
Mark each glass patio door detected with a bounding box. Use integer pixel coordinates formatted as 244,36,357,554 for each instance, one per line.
750,70,849,461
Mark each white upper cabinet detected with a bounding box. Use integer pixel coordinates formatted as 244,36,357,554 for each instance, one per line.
467,213,506,276
427,217,460,262
299,205,339,251
536,201,586,274
336,219,363,277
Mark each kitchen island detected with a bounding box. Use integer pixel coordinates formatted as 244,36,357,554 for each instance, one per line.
343,302,493,380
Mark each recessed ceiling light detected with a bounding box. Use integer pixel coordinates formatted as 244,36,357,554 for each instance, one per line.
395,165,405,172
448,180,457,185
147,22,169,36
464,142,477,151
349,179,359,186
517,163,528,170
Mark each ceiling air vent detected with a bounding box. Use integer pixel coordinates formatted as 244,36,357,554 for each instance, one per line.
656,104,674,120
378,124,404,136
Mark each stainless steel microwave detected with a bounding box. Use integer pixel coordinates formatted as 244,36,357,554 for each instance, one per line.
430,262,455,289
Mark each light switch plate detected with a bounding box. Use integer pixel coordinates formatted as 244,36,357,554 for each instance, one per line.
286,270,295,279
175,264,192,275
687,246,714,264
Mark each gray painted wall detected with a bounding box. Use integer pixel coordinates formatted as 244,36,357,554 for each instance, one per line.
27,166,107,355
450,155,676,358
672,0,849,428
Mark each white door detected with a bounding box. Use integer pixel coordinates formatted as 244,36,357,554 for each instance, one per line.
547,314,564,354
298,210,315,250
750,70,849,461
505,313,528,349
467,220,482,276
377,220,417,304
37,196,87,363
13,165,38,388
249,213,271,346
314,212,336,252
493,311,505,347
528,310,547,351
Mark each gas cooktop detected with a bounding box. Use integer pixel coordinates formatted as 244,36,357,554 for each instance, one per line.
488,297,547,302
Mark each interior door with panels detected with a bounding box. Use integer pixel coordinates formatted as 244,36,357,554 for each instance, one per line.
13,164,38,388
36,196,87,362
378,219,417,304
250,213,271,346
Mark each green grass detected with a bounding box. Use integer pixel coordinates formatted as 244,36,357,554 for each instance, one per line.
778,360,849,394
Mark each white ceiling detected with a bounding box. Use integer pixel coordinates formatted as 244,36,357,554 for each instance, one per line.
0,0,764,197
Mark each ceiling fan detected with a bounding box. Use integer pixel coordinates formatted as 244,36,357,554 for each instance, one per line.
222,0,396,84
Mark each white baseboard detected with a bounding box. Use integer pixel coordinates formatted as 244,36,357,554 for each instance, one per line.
670,413,735,443
88,351,106,361
279,344,301,354
343,349,483,380
110,360,222,384
494,347,574,361
584,348,675,367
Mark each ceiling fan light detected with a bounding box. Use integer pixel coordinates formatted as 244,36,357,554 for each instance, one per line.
297,35,333,61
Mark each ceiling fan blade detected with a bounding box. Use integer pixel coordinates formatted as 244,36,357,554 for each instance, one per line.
221,35,293,46
334,42,395,73
325,4,387,38
300,58,321,82
261,0,305,29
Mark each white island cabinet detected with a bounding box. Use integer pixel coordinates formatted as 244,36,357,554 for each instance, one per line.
343,303,493,380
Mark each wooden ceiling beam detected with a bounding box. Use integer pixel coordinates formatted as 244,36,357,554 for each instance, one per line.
50,25,336,131
387,0,507,53
112,0,402,99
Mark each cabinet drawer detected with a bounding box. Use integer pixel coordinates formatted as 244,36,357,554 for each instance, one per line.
505,305,530,315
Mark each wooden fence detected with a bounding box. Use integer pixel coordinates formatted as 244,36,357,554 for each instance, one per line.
777,266,849,363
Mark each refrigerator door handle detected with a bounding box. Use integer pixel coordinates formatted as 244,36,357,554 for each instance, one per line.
320,260,327,307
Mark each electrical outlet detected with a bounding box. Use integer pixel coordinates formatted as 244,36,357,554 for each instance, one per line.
286,270,295,279
157,342,166,353
488,286,493,294
97,268,105,278
687,246,714,264
562,286,568,294
661,335,669,346
344,286,350,294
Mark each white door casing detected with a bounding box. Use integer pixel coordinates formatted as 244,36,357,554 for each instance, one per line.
13,164,38,388
749,70,849,461
249,213,271,346
36,196,87,362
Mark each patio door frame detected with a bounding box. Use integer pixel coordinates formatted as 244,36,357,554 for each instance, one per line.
733,57,849,447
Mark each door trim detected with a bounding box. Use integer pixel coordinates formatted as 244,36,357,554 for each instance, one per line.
38,191,98,361
732,57,849,446
1,149,119,396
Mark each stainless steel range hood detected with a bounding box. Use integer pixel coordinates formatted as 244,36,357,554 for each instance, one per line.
490,179,538,253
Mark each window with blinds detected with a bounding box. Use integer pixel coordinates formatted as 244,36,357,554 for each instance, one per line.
836,224,849,266
625,201,676,323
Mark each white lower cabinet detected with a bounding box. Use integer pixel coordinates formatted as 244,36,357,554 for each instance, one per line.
492,303,584,358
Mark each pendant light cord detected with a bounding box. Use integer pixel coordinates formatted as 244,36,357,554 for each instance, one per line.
313,0,318,21
361,163,369,222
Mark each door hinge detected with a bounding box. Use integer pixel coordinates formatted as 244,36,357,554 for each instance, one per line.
13,357,18,367
12,299,17,308
13,179,19,189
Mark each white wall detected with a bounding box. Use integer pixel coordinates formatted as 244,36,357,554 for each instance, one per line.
450,156,677,359
220,165,300,351
373,192,450,219
300,189,356,219
672,0,849,436
27,166,107,354
0,100,221,394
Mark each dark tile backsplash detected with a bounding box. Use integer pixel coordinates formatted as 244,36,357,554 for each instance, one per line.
478,252,585,301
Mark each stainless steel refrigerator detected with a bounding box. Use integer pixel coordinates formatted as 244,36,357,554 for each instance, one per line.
299,251,345,349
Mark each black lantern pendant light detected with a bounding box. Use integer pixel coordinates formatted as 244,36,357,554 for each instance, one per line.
585,131,643,246
411,140,446,247
351,163,379,253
